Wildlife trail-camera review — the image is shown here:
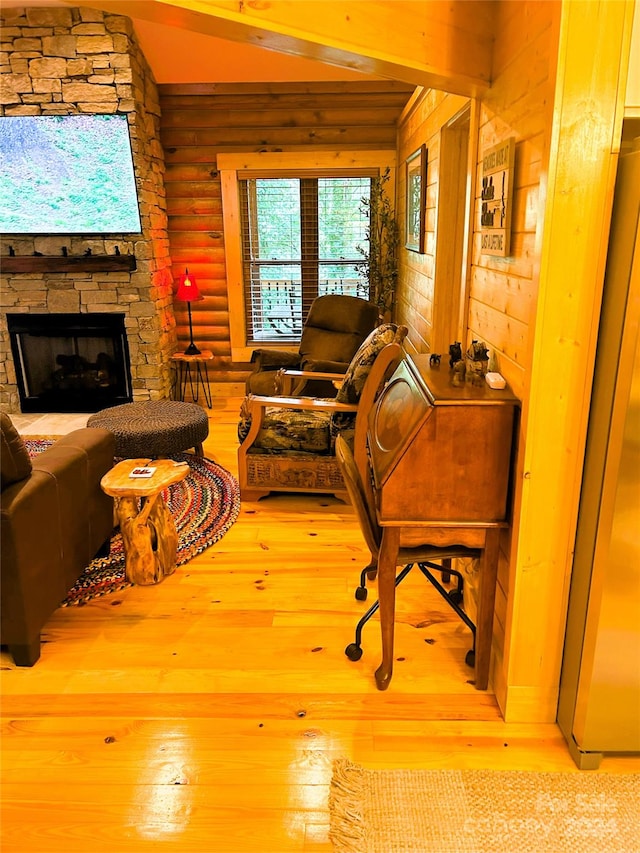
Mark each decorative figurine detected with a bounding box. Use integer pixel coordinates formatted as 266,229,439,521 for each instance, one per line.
465,340,489,385
449,342,462,368
429,353,441,366
452,359,466,384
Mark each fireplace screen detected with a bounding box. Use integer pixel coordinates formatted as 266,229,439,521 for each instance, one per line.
8,313,132,413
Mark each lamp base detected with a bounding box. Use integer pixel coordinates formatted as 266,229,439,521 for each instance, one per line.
183,342,201,356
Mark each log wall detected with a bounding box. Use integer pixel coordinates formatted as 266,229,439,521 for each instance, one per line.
159,81,413,380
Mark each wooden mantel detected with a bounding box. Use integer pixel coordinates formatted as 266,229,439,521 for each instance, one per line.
1,255,137,274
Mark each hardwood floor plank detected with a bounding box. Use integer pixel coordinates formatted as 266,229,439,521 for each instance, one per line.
2,397,637,853
1,797,329,853
0,692,501,721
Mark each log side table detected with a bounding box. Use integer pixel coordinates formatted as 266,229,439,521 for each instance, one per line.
101,458,190,585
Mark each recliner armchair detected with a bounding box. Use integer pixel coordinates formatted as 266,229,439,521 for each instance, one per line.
0,414,115,665
245,293,379,398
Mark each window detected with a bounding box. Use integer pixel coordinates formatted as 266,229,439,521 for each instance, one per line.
219,152,395,361
239,176,371,342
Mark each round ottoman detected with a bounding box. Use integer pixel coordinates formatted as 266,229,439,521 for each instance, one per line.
87,401,209,459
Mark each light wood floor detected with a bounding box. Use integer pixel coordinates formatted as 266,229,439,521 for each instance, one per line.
2,398,638,853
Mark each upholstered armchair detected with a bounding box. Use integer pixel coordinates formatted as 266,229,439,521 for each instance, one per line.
237,324,408,501
245,293,379,398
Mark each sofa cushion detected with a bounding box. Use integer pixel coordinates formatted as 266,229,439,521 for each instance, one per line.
0,413,32,490
240,406,334,455
237,325,405,459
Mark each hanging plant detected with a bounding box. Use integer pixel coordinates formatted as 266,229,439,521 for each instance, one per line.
357,167,400,321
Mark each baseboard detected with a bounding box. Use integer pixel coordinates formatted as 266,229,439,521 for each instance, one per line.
497,681,560,723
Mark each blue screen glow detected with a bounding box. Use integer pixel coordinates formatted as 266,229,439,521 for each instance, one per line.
0,114,142,235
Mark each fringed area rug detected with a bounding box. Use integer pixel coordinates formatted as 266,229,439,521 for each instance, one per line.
329,759,640,853
25,441,241,606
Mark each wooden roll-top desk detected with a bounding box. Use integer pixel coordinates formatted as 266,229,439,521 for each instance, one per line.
364,353,520,690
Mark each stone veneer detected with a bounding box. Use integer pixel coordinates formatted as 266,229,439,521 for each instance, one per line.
0,5,177,413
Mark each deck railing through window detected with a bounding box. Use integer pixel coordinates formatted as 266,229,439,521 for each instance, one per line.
250,277,368,340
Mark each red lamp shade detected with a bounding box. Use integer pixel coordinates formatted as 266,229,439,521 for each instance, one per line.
175,268,202,355
175,268,201,302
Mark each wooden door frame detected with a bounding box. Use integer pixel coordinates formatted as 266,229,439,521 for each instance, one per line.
432,101,479,356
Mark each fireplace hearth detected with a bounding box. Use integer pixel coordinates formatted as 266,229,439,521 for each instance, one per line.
8,313,133,413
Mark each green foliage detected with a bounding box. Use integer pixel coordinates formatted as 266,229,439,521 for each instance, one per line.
0,115,140,233
356,168,400,319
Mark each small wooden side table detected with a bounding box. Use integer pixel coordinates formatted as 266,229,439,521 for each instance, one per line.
171,350,214,408
101,458,190,585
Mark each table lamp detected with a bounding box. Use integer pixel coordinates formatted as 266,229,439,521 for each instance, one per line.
175,268,202,355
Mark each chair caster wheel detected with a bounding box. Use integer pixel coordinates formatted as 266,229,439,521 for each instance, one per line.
345,643,363,661
448,589,463,605
355,587,368,601
465,649,475,668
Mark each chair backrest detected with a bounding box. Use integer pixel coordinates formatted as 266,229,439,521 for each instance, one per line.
337,404,482,570
299,294,378,367
334,336,407,554
335,433,381,558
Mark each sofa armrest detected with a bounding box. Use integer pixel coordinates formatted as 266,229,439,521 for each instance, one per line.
1,470,67,632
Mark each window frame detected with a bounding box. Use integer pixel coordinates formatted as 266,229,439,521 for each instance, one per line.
219,152,396,362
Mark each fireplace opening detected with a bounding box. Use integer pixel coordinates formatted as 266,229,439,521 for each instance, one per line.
8,313,133,413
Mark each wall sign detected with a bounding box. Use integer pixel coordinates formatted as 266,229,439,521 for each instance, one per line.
480,137,515,257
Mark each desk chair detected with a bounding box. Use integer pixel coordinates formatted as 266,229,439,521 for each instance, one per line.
335,434,481,671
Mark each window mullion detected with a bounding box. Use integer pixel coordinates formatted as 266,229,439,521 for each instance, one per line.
246,180,262,338
300,178,318,321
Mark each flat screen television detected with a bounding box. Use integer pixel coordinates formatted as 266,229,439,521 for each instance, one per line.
0,114,142,235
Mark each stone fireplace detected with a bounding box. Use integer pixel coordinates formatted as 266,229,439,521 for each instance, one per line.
0,5,177,414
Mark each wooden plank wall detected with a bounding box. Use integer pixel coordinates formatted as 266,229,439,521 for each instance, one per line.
395,2,558,710
469,1,557,713
159,81,413,379
469,2,556,403
396,88,470,354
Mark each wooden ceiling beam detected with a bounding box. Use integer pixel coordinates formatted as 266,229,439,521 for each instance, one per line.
78,0,494,97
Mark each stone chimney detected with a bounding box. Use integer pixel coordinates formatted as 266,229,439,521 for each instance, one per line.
0,5,177,413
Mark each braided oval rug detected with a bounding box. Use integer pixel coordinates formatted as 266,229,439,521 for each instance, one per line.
25,441,241,606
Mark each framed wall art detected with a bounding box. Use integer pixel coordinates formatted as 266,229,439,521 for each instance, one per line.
480,137,515,257
405,144,427,253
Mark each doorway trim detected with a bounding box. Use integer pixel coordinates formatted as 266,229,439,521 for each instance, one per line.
432,101,478,356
